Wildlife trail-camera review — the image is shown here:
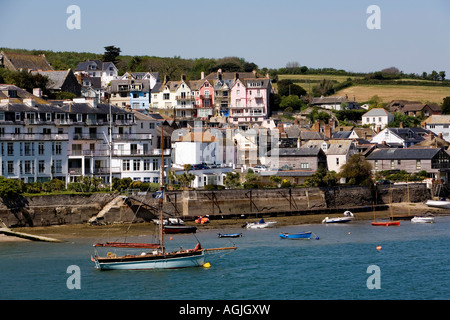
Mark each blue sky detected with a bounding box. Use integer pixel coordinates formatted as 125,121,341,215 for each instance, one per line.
1,0,449,75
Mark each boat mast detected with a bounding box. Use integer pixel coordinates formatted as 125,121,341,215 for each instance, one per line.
159,124,165,254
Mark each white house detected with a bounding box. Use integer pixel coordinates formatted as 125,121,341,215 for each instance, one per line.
0,99,69,183
74,60,119,88
422,115,450,142
362,108,394,132
370,127,429,148
311,96,359,111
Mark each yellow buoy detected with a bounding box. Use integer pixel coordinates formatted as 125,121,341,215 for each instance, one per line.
203,262,211,268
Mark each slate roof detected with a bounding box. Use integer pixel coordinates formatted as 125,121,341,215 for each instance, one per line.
31,70,72,90
366,148,441,160
266,147,325,157
363,108,392,117
0,51,53,71
59,103,132,114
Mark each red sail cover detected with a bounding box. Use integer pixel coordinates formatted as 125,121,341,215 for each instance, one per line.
93,242,160,249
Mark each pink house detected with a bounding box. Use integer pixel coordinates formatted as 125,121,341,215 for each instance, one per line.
229,74,271,123
193,79,214,118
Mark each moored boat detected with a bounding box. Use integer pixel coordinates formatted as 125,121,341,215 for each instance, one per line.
322,211,354,224
243,218,277,229
371,221,401,226
411,212,435,223
279,231,319,240
91,129,236,271
163,225,197,234
425,200,450,209
218,233,242,238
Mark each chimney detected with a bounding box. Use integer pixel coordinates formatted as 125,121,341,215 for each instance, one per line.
324,124,332,139
277,123,284,133
23,98,35,107
181,74,186,81
297,136,301,148
252,70,257,77
234,73,239,81
201,71,205,79
312,120,320,133
163,75,169,84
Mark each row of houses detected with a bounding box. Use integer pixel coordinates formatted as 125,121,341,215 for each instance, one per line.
2,85,450,188
0,86,169,185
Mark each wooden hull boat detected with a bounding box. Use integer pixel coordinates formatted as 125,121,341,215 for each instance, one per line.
163,225,197,234
93,248,205,270
371,221,401,226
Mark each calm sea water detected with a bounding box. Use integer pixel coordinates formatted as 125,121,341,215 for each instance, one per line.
1,216,449,300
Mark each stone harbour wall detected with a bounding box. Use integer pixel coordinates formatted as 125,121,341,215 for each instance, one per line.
0,183,431,227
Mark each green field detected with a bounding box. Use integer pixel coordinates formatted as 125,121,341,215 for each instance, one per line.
278,74,449,104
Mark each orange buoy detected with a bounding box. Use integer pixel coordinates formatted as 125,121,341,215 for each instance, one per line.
169,237,173,240
376,246,382,250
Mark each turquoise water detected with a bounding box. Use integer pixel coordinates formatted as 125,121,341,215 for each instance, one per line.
1,216,449,300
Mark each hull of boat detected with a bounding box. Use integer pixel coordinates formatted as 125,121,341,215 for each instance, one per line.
322,217,353,224
163,226,197,234
218,233,242,238
94,251,205,270
280,232,312,239
246,222,277,229
425,200,450,209
411,217,435,223
371,221,401,226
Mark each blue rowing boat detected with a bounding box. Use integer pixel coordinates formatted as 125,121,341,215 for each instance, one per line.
218,233,243,238
279,231,319,240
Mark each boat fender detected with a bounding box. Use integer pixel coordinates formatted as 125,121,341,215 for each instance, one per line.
315,236,320,240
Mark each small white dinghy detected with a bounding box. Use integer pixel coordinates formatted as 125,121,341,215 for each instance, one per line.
243,218,277,229
411,212,435,224
322,211,354,224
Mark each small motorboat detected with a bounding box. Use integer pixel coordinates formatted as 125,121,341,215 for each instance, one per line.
425,199,450,209
322,211,354,224
411,212,435,223
242,218,277,229
279,231,319,240
218,233,243,238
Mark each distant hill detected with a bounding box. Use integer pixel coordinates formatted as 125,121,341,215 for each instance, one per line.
0,48,259,81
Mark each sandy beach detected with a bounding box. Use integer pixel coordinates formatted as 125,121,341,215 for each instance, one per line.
1,202,448,242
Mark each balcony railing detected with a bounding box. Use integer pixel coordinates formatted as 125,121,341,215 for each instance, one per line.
175,95,195,101
0,133,69,141
69,149,171,157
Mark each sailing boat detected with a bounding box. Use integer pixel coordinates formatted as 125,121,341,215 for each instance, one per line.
92,125,236,270
372,182,400,226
